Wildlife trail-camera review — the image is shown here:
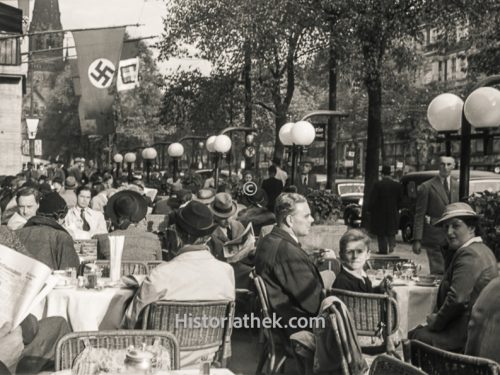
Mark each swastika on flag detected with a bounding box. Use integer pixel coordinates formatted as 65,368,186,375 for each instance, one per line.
88,58,116,88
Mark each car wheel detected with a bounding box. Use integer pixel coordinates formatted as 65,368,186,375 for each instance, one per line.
402,221,413,243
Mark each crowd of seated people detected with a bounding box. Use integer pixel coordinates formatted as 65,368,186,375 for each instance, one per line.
2,157,500,373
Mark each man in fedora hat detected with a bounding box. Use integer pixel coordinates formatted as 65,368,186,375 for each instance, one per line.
94,190,162,261
124,201,234,365
294,158,318,195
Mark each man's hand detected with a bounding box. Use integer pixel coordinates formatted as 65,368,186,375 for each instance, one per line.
412,240,422,255
380,275,394,291
426,313,438,330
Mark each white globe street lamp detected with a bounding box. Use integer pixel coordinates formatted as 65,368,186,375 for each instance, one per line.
141,147,158,183
428,77,500,198
167,142,185,181
279,121,316,186
124,152,137,183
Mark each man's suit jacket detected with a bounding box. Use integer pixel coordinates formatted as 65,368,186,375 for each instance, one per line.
294,173,318,195
413,175,459,245
255,226,324,335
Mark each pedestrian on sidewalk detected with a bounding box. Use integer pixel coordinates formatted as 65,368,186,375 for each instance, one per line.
368,165,403,254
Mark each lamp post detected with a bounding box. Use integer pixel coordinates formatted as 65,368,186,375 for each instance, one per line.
213,134,232,189
141,147,157,183
198,141,205,169
124,152,136,183
113,153,123,180
279,121,316,185
26,117,40,164
427,76,500,200
167,142,184,182
206,134,217,170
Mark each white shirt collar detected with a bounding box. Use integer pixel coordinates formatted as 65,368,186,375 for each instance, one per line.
458,236,483,250
342,265,368,281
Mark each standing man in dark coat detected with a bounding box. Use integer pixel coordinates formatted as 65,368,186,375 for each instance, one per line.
412,156,459,275
255,192,324,336
261,165,283,212
368,165,403,254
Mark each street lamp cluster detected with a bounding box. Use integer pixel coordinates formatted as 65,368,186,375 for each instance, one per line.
427,80,500,199
206,134,232,187
279,120,316,185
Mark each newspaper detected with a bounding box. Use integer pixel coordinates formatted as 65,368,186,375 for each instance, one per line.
223,224,256,263
0,244,57,329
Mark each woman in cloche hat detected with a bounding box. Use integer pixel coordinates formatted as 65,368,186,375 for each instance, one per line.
95,190,162,261
409,202,498,353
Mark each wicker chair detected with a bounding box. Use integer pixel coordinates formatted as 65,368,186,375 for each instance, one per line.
369,354,427,375
55,330,180,371
329,288,400,357
141,300,235,367
403,339,500,375
253,272,296,374
95,260,148,276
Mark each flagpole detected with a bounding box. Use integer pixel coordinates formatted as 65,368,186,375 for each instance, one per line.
0,24,144,41
20,36,159,56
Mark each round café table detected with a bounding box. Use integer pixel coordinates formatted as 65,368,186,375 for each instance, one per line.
32,283,134,331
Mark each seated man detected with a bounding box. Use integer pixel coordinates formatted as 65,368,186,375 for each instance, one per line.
255,192,324,335
332,229,392,294
0,226,71,374
64,185,108,239
7,187,39,230
16,192,80,270
123,201,235,366
208,192,254,289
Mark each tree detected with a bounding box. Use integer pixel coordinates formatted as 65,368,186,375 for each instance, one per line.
112,39,166,151
158,0,327,160
39,62,82,161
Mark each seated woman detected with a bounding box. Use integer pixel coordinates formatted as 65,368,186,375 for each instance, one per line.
409,203,498,352
332,228,392,294
95,190,162,260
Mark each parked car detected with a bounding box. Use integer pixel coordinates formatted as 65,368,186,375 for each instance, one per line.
326,179,365,227
399,170,500,242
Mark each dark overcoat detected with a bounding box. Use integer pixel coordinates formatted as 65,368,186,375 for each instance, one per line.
255,226,324,335
368,176,403,236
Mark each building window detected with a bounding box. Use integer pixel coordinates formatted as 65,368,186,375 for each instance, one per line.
438,61,442,81
451,57,457,80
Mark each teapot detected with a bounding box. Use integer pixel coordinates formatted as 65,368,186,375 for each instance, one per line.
401,260,420,277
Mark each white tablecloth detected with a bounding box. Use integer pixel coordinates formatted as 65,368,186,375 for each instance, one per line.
393,283,438,337
33,286,134,331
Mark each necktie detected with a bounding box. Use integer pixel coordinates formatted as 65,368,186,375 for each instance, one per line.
443,178,450,201
80,208,90,231
303,175,308,185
